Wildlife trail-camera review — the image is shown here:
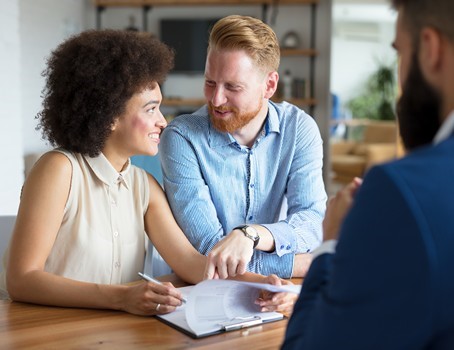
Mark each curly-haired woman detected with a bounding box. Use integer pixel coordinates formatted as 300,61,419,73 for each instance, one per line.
0,30,295,316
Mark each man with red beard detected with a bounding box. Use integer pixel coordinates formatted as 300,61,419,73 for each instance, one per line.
282,0,454,348
159,15,327,280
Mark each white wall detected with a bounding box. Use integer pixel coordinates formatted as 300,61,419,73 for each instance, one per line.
330,3,396,113
20,0,87,156
0,0,22,215
0,0,87,215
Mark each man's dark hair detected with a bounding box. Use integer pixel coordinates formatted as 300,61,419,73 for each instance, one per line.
391,0,454,46
391,0,454,150
37,30,174,157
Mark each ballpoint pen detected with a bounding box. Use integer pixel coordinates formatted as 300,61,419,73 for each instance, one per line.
138,272,187,303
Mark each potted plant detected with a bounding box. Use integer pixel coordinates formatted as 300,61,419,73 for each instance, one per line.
346,61,397,121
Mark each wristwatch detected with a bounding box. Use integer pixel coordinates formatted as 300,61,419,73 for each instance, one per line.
233,225,260,248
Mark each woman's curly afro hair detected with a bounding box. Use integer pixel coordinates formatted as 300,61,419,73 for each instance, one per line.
37,29,174,157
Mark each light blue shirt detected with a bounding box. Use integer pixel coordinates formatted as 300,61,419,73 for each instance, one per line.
160,101,327,277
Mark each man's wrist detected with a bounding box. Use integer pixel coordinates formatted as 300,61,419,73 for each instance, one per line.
233,225,260,248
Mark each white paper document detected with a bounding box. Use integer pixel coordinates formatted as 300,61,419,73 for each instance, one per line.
156,279,301,338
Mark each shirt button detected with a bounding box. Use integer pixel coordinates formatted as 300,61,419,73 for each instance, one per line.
115,262,120,268
248,216,253,220
250,184,254,188
114,231,119,238
111,200,116,205
286,245,291,250
280,245,285,249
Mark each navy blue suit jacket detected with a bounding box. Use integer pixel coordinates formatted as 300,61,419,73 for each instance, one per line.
282,135,454,349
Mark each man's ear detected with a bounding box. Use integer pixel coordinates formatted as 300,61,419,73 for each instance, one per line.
264,71,279,99
419,27,443,83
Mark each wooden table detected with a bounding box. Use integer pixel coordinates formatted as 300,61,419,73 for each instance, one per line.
0,275,301,349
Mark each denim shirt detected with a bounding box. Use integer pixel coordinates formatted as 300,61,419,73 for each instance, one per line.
160,101,327,277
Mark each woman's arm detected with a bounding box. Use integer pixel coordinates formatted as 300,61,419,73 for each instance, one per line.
6,152,183,315
144,174,207,284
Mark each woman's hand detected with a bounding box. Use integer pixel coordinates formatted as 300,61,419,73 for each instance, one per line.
255,274,298,315
120,281,184,316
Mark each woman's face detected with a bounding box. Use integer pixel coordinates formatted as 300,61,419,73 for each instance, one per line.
110,83,167,159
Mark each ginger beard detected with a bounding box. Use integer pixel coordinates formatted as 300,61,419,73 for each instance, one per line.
209,99,263,134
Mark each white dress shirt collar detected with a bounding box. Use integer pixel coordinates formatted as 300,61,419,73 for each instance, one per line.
434,110,454,144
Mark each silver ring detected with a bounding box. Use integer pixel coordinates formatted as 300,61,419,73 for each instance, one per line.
155,303,161,311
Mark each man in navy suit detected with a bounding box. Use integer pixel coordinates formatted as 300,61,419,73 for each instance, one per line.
282,0,454,348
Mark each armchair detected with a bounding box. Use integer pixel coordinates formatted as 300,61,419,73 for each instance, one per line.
330,121,398,184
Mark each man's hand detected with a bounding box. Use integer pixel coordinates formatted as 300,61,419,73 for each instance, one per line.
323,177,362,241
255,274,298,315
204,229,254,279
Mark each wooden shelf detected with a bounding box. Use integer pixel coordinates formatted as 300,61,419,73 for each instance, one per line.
272,97,317,107
162,97,317,108
93,0,318,7
162,98,206,107
281,48,318,57
95,0,319,112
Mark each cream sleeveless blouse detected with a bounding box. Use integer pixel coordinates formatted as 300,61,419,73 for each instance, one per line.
0,150,149,297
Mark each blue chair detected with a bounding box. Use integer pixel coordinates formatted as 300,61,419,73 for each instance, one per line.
0,216,16,274
131,155,163,184
131,155,172,276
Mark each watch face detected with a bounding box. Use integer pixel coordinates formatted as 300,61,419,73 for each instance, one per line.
245,226,258,240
